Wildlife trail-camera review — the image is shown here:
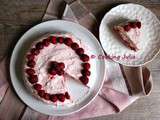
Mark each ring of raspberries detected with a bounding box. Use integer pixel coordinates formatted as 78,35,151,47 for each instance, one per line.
25,35,91,103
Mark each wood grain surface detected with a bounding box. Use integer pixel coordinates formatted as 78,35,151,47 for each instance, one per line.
0,0,160,120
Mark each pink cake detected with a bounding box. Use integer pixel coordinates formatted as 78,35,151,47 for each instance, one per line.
24,33,91,105
113,20,141,51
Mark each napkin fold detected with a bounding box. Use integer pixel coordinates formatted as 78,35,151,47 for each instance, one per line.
42,0,153,119
0,0,153,120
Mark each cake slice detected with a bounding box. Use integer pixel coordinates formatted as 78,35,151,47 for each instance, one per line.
24,33,91,105
113,20,141,51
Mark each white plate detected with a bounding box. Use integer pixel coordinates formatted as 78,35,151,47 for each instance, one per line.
99,3,160,66
10,20,106,116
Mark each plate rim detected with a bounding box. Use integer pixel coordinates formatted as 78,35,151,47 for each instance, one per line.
10,20,106,116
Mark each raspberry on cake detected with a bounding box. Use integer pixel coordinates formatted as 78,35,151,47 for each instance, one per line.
113,20,141,51
24,33,91,105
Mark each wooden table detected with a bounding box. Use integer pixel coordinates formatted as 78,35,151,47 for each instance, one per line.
0,0,160,119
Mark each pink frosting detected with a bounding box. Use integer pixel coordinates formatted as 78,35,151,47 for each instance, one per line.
35,43,82,92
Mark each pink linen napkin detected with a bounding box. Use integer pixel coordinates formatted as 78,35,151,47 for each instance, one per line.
41,0,153,119
0,0,153,119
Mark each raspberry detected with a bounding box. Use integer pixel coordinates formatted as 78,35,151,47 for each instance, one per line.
49,61,58,68
58,37,64,43
57,70,64,76
38,90,45,97
57,94,65,102
36,42,44,50
82,63,90,69
129,22,137,28
58,62,65,69
26,68,35,75
49,69,57,75
50,94,58,102
136,21,141,28
80,54,89,62
33,84,42,91
65,92,70,99
28,75,38,84
42,38,50,47
124,25,131,32
30,48,40,55
54,65,61,71
47,36,51,42
51,61,58,65
71,43,79,50
26,54,34,61
76,48,84,55
81,69,91,76
51,36,57,44
27,60,36,68
43,93,50,100
79,76,89,85
64,38,73,46
48,61,65,76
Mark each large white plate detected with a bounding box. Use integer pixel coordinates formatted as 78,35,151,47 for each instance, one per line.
99,3,160,66
10,20,106,116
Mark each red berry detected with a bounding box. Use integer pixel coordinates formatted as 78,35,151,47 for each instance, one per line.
54,67,61,72
65,92,70,99
26,68,35,75
30,48,40,55
129,22,137,28
27,60,36,68
82,63,90,69
57,70,64,76
80,54,89,62
36,42,44,50
58,62,65,69
51,36,57,44
50,61,58,68
71,43,79,50
49,69,57,75
33,84,42,91
57,94,65,102
136,21,141,28
58,37,64,43
42,38,50,47
124,25,131,32
43,93,50,100
81,69,91,76
64,38,73,46
26,54,35,61
76,48,84,55
28,75,38,84
79,76,89,85
38,90,45,97
51,61,58,64
50,94,58,102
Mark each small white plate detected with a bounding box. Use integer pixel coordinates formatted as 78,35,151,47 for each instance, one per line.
99,3,160,66
10,20,106,116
